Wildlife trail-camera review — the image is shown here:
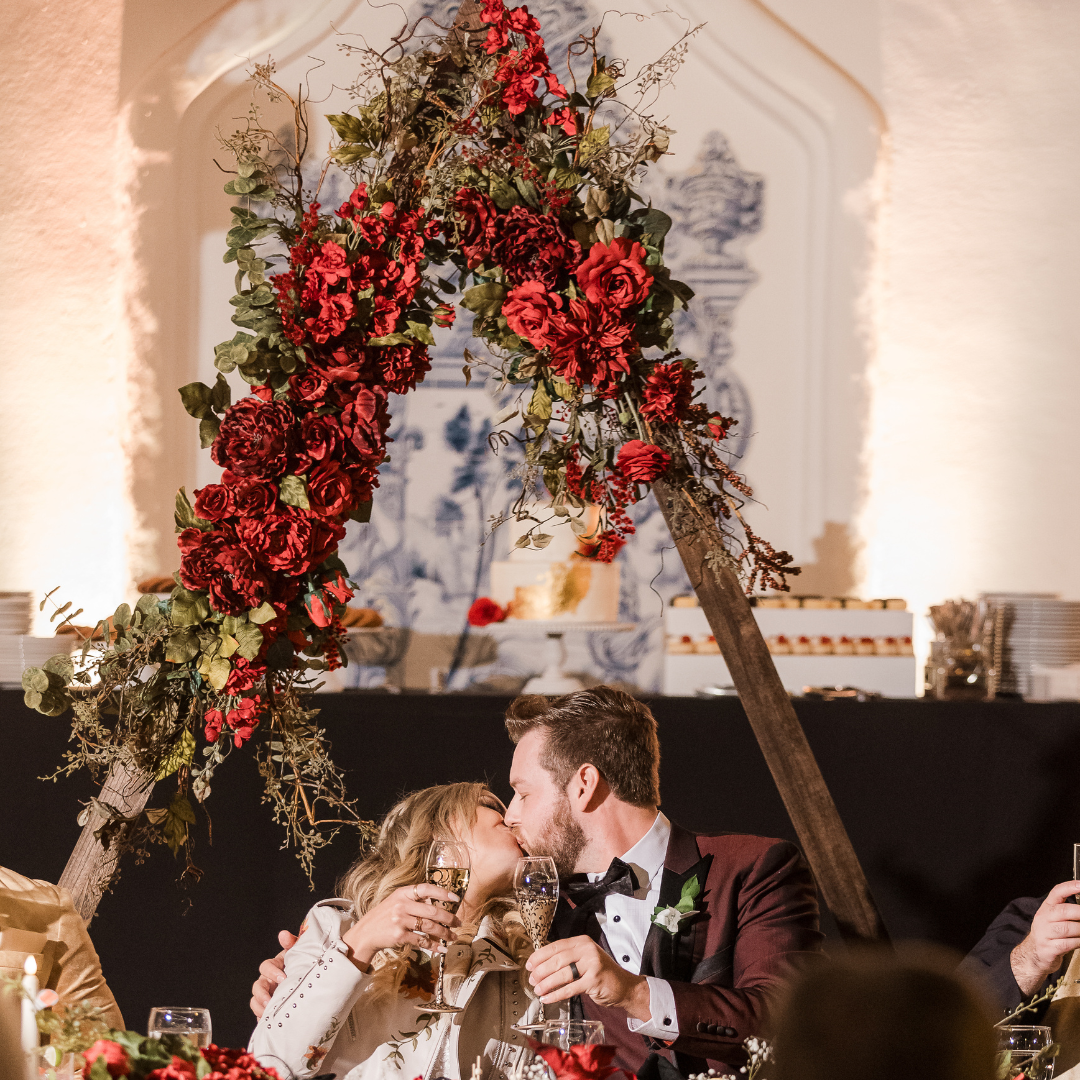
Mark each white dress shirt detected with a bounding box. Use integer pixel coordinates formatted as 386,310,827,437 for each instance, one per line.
588,811,680,1039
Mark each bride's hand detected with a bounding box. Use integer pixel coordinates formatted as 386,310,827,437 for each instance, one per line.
341,883,461,969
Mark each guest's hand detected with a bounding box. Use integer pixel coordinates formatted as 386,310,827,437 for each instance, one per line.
525,936,652,1021
250,930,298,1018
1011,881,1080,995
341,883,461,971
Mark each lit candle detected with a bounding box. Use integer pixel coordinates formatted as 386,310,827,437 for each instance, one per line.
21,954,38,1071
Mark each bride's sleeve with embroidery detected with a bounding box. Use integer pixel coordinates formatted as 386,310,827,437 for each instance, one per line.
248,900,367,1078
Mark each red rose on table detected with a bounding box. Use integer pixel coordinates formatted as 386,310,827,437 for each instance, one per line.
210,543,271,615
575,236,652,310
468,597,507,627
145,1055,197,1080
224,473,277,518
211,397,294,478
192,483,234,522
307,461,354,518
82,1039,131,1078
454,188,499,268
640,360,695,423
490,205,581,288
503,281,564,350
616,439,671,483
377,340,431,394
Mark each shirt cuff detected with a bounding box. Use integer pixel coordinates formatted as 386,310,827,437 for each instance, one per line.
626,977,679,1039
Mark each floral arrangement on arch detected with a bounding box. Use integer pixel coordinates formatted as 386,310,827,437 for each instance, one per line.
23,0,793,880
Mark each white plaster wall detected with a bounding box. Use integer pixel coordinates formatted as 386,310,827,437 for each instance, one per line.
860,0,1080,656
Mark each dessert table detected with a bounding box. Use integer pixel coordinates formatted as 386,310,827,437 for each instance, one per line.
2,688,1079,1046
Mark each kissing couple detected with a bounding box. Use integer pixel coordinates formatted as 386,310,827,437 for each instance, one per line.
248,687,823,1080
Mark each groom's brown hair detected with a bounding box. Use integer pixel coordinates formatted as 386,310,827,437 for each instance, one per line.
504,686,661,808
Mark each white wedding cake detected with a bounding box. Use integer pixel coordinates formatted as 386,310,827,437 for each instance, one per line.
489,507,620,623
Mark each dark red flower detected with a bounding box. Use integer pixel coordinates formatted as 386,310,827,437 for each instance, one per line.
340,385,389,464
547,297,635,393
544,106,578,136
294,413,342,474
307,460,354,518
223,656,266,695
225,695,262,746
575,236,652,310
305,290,354,344
145,1056,197,1080
82,1040,130,1078
211,397,294,478
615,440,671,483
454,188,500,268
490,205,581,288
308,240,351,286
528,1040,622,1080
237,507,315,576
192,483,234,522
337,182,369,219
468,597,507,627
288,368,329,405
370,294,401,338
178,529,231,592
503,281,564,349
640,360,695,423
203,708,224,743
377,340,431,394
210,543,271,615
224,473,278,518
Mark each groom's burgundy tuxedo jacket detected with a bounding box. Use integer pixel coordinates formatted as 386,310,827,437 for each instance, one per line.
551,823,823,1077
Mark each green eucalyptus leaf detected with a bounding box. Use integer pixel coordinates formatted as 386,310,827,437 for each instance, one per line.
22,668,49,694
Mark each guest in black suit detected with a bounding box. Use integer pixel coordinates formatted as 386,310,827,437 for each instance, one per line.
959,880,1080,1012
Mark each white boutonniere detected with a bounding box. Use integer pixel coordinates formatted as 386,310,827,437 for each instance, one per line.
651,874,702,936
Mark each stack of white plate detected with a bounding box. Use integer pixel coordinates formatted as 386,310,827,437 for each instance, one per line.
0,593,32,636
982,592,1080,697
0,592,76,688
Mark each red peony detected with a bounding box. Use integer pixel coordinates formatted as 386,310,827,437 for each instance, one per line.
308,240,351,286
305,290,354,344
211,397,294,478
178,529,231,592
503,281,564,350
547,297,635,393
192,483,234,522
237,508,315,575
210,543,271,615
145,1056,197,1080
616,440,671,483
489,205,581,288
224,473,278,518
453,188,499,268
529,1040,622,1080
640,360,695,423
307,460,354,518
377,340,431,394
575,236,652,310
468,597,507,627
82,1040,130,1078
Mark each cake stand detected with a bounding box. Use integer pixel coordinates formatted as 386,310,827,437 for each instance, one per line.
486,620,635,694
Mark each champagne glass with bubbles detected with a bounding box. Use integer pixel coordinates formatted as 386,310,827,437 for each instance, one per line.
419,839,471,1014
148,1007,211,1048
513,856,559,1033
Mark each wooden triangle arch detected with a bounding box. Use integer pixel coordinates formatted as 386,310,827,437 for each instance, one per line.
59,0,890,947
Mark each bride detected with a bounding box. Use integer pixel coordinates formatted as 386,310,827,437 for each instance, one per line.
248,782,552,1080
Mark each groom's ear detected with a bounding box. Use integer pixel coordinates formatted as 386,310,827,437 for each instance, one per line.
568,763,606,811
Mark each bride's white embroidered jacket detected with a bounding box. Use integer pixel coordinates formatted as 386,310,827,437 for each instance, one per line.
248,900,548,1080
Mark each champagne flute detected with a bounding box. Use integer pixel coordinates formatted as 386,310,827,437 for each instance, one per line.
419,839,471,1014
512,856,559,1033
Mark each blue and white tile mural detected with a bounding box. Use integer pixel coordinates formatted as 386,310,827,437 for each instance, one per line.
335,2,763,692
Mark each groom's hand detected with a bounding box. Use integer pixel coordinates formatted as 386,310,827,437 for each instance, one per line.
1011,880,1080,995
526,936,651,1022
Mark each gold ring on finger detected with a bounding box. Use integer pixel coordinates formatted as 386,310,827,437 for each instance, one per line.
414,914,424,933
412,884,421,901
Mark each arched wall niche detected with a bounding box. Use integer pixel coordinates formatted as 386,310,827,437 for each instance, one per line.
129,0,882,690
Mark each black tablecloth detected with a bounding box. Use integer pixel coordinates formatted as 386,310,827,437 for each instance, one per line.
3,689,1079,1046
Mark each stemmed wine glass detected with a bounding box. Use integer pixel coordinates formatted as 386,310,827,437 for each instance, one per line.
418,839,471,1014
512,856,559,1033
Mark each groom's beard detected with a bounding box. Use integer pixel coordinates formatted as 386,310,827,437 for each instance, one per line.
529,795,586,879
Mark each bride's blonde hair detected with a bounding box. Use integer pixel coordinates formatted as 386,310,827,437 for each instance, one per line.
337,782,531,1000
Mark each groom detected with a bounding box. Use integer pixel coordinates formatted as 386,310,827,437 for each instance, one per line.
250,686,822,1075
501,687,822,1077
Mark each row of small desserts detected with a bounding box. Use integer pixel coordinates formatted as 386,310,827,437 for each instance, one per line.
667,634,915,656
671,595,908,610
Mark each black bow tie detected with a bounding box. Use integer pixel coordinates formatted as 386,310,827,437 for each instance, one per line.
563,858,639,941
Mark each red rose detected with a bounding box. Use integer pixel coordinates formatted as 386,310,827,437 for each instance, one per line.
288,368,329,405
82,1040,130,1078
454,188,499,268
337,182,369,218
308,240,351,286
211,397,294,478
640,360,695,423
192,483,234,522
178,529,231,592
145,1056,197,1080
615,439,671,483
294,413,342,474
223,473,277,518
468,597,507,627
503,281,564,350
489,205,581,288
237,507,314,575
305,290,355,344
307,461,354,518
210,543,271,615
340,385,389,464
377,340,431,394
575,236,652,310
200,1046,280,1076
530,1040,621,1080
204,708,224,742
547,297,635,393
305,589,336,628
309,514,347,569
370,294,401,338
